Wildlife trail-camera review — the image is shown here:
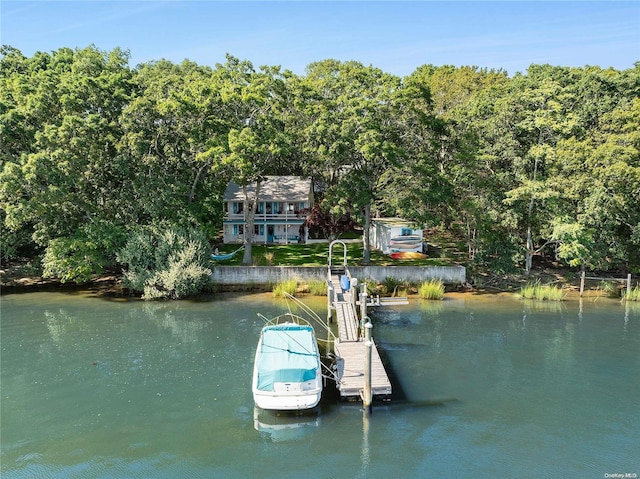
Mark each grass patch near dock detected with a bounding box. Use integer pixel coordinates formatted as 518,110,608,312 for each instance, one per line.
623,285,640,301
418,279,445,300
520,282,565,301
272,279,298,298
305,279,327,296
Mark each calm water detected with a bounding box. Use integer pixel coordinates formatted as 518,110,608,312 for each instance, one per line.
1,292,639,478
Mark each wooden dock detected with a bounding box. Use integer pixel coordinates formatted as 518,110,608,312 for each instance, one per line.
333,338,392,398
328,252,392,401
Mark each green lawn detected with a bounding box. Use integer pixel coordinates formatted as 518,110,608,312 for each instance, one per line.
210,241,451,267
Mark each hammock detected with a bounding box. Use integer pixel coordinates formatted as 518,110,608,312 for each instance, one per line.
211,245,244,261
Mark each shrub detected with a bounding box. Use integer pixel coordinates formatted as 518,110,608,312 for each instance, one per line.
41,220,126,283
272,279,298,298
117,226,211,300
381,276,402,296
520,282,564,301
418,279,445,300
42,236,109,283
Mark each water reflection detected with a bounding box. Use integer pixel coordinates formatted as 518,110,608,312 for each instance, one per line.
139,301,206,344
253,407,321,442
358,409,370,479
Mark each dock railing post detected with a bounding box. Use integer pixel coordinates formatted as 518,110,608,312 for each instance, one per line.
360,282,368,321
327,282,334,324
363,321,373,415
351,278,358,312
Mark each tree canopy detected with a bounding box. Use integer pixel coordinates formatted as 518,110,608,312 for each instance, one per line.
2,45,639,283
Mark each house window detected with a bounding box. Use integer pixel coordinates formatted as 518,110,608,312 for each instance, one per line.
288,203,294,212
232,202,244,214
254,224,264,236
401,227,412,236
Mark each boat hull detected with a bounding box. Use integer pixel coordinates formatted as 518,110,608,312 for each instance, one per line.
253,388,322,411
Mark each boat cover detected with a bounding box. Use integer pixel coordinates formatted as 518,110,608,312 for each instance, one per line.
256,325,319,391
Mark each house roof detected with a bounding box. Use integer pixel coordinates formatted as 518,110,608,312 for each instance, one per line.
224,176,312,202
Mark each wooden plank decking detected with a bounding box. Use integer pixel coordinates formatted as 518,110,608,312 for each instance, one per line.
329,272,392,401
334,339,392,398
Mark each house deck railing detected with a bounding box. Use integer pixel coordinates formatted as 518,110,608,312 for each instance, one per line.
224,212,305,222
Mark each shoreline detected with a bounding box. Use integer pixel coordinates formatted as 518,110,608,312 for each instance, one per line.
0,271,626,302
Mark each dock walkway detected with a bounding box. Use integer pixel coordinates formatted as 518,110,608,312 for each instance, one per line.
328,254,392,401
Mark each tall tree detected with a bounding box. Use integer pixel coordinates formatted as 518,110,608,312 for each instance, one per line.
119,58,227,236
208,56,291,264
0,46,134,277
300,60,401,262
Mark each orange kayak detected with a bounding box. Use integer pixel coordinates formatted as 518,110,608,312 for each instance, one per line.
390,252,427,259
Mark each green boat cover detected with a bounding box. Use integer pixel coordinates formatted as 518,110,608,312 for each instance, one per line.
256,325,319,391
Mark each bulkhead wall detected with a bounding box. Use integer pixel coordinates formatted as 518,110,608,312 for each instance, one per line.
209,265,466,285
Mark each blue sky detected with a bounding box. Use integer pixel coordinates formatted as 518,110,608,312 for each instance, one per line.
2,1,639,76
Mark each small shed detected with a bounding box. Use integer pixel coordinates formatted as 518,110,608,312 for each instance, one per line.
370,218,423,254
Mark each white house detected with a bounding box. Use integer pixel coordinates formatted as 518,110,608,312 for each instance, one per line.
222,176,313,244
369,217,423,254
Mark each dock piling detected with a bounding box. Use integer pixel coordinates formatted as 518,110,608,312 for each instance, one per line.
327,282,334,324
360,282,368,320
363,321,373,414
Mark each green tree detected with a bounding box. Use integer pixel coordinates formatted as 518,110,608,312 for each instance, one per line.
119,59,227,236
208,56,292,264
1,46,134,278
300,60,402,262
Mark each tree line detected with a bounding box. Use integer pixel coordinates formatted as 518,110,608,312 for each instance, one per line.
1,45,639,285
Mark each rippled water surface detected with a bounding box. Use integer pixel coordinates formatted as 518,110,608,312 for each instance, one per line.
1,292,639,478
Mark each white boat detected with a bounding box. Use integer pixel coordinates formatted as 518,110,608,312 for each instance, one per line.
252,314,323,411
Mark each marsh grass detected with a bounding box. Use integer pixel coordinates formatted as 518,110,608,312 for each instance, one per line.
418,279,445,300
520,282,565,301
306,279,327,296
599,280,621,298
272,279,298,298
623,284,640,301
381,276,402,296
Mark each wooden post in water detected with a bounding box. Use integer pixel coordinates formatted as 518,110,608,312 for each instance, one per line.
363,321,373,415
351,278,358,312
626,273,632,300
327,283,333,324
580,270,585,296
